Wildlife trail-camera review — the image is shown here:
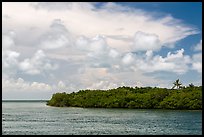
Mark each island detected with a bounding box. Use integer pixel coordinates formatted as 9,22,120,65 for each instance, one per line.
47,80,202,110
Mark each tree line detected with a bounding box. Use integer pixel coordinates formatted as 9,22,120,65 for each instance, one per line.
47,81,202,110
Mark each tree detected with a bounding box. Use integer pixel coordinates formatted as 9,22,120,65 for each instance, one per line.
172,79,182,89
189,83,195,88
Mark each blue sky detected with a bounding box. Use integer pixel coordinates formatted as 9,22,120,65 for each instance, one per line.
2,2,202,99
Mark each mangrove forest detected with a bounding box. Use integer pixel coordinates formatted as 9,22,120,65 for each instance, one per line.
47,83,202,110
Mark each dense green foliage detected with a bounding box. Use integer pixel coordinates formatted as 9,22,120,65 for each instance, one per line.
47,86,202,110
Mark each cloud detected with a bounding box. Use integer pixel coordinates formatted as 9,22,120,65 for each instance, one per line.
131,31,161,51
109,49,119,58
2,30,58,78
191,53,202,73
2,33,15,49
55,80,69,92
19,50,58,75
87,35,110,57
3,2,199,53
2,77,52,92
75,34,192,75
191,40,202,73
2,76,83,99
76,35,109,55
2,77,55,99
2,32,21,77
75,34,121,69
58,80,66,88
31,2,95,11
2,50,20,68
85,46,192,75
2,77,77,94
145,50,153,59
31,2,73,11
194,40,202,51
122,52,135,65
87,80,118,90
119,49,191,75
39,19,72,49
141,49,191,74
55,80,81,93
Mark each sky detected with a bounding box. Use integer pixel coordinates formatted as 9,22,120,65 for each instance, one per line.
2,2,202,100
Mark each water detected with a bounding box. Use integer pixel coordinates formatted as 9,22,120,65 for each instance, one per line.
2,101,202,135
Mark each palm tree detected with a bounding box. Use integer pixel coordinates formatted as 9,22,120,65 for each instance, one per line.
172,79,182,89
189,83,194,88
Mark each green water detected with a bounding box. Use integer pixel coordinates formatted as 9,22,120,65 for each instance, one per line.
2,101,202,135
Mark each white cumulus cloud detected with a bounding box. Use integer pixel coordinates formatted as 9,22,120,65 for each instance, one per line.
19,50,58,75
132,31,161,51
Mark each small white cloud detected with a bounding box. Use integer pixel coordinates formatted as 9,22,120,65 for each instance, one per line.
165,48,185,61
109,49,119,58
194,40,202,51
192,62,202,73
131,31,161,51
191,53,202,73
58,80,66,88
122,52,135,65
145,50,153,60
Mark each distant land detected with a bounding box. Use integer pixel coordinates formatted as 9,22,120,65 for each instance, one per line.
47,85,202,110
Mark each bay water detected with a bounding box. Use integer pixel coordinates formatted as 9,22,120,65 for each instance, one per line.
2,101,202,135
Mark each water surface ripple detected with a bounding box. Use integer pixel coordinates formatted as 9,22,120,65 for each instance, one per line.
2,102,202,135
